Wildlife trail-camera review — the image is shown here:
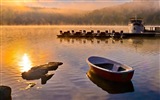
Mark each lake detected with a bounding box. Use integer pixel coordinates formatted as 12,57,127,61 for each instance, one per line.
0,25,160,100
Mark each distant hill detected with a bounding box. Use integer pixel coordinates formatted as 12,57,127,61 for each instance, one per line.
0,5,87,25
0,1,159,25
84,1,160,25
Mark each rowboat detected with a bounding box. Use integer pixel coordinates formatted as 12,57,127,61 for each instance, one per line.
87,70,134,94
86,56,134,82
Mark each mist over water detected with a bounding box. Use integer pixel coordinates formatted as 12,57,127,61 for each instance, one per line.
0,26,160,100
1,0,160,25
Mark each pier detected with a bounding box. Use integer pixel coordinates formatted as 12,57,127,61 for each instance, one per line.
57,17,160,38
57,27,160,39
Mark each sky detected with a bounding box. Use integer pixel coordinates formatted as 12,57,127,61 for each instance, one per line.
1,0,159,10
1,0,133,10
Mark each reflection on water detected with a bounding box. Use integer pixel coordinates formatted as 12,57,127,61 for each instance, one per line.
58,37,123,44
58,37,147,45
57,36,160,55
22,73,54,85
87,70,134,94
1,26,160,100
21,61,62,85
18,53,32,72
24,82,36,90
41,74,54,84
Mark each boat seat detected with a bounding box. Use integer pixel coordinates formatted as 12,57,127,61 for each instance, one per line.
112,64,120,71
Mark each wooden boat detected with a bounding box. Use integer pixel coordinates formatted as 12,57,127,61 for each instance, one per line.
87,70,134,94
86,56,134,82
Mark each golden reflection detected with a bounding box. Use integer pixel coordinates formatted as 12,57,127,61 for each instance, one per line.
19,53,32,72
128,39,133,43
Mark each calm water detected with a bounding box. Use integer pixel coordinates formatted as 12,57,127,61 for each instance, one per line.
0,26,160,100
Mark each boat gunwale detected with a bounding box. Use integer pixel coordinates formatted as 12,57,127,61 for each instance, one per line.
86,56,134,74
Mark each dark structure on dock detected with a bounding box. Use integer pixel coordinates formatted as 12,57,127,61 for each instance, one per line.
57,28,159,38
57,18,160,38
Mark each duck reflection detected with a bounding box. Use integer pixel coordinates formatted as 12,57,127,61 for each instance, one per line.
87,70,134,94
58,37,155,45
58,37,122,44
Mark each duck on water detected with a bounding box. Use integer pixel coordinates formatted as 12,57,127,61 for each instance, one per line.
57,17,160,38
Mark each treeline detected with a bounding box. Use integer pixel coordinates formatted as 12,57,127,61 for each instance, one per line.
85,2,160,25
0,2,160,25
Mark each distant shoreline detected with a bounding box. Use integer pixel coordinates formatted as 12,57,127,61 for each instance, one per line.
1,25,160,27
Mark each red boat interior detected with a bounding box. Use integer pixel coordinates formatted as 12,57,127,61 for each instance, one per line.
95,63,126,72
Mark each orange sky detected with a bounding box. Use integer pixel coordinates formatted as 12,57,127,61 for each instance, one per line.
0,0,132,10
1,0,159,10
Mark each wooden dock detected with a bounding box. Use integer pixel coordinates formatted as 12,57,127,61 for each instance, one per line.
57,30,159,38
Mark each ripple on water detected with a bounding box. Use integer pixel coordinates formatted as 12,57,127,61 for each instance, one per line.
1,26,160,100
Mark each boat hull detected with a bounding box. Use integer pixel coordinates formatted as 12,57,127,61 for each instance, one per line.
88,63,134,82
87,70,134,94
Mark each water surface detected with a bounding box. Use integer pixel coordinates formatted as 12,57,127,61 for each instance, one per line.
0,26,160,100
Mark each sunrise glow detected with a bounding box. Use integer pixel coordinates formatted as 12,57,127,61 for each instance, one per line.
1,0,36,2
0,0,130,10
19,53,32,72
1,0,37,6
